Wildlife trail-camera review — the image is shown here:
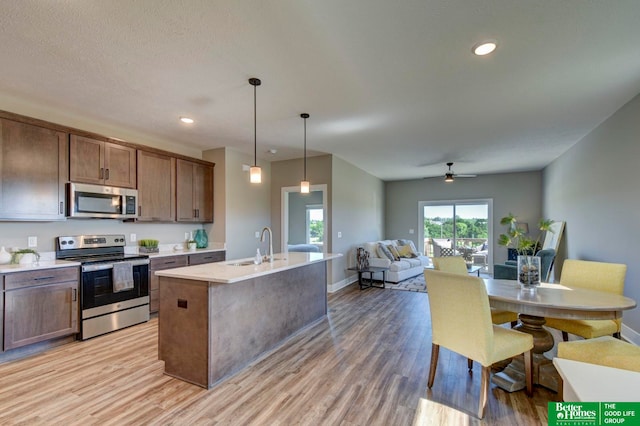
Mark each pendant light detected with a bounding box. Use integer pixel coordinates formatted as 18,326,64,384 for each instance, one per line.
300,113,310,193
249,78,262,183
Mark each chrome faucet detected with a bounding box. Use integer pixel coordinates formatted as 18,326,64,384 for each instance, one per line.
260,226,273,263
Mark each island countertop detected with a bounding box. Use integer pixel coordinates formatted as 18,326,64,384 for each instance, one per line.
154,251,342,284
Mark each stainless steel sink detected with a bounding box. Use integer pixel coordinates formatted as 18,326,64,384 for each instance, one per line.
227,261,256,266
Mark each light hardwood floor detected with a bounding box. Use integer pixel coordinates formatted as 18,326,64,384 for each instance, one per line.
0,284,556,425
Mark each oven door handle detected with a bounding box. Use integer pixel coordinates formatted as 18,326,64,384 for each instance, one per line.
81,258,150,272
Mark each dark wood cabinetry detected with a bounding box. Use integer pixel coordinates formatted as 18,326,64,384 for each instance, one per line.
176,159,213,223
137,150,176,221
0,118,68,220
187,251,226,266
70,134,137,188
3,267,79,351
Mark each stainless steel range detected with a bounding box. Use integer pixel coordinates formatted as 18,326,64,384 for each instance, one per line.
56,234,150,340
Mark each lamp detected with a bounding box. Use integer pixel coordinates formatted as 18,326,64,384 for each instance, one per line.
249,78,262,183
300,113,310,193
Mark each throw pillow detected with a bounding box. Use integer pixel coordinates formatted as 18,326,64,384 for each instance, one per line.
397,239,419,254
387,244,401,261
397,244,417,258
377,243,395,262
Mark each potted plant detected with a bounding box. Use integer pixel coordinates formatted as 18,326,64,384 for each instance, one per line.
187,239,197,251
138,239,159,254
498,214,554,287
10,248,41,265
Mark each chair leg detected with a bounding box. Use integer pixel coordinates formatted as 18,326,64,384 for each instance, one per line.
562,331,569,342
428,344,439,389
468,358,473,372
524,349,533,397
478,366,490,419
557,378,564,402
510,320,517,328
613,332,621,339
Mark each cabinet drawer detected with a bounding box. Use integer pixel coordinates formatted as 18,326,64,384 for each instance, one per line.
4,267,79,290
150,256,188,270
188,251,225,265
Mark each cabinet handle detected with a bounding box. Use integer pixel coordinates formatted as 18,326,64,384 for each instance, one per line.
105,168,110,180
164,261,176,265
138,206,142,216
34,276,55,281
72,288,77,302
100,168,104,179
60,201,64,215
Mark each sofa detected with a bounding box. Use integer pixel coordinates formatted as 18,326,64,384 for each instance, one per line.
361,239,432,283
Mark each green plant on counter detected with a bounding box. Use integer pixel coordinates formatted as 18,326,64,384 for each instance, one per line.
138,239,159,248
10,248,41,264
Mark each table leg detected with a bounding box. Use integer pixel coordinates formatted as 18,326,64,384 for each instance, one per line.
491,314,561,393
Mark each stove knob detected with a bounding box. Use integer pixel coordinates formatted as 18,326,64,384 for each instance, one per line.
61,240,67,245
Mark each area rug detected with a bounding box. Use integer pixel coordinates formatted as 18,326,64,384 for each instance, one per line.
386,274,427,293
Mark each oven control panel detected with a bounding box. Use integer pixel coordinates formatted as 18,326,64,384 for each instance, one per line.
57,234,127,250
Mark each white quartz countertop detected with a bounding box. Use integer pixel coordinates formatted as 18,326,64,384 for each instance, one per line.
0,259,80,274
155,251,342,283
147,246,226,259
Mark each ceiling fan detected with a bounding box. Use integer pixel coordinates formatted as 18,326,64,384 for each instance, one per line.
443,162,477,182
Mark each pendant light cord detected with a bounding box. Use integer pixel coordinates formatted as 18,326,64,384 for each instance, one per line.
303,116,307,180
253,83,257,167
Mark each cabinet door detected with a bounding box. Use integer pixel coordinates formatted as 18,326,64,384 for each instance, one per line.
194,163,214,222
0,119,68,220
176,159,196,221
137,150,175,221
4,281,79,350
176,159,214,223
104,142,136,188
70,134,105,185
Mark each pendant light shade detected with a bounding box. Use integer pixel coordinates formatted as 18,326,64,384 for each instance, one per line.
300,113,310,193
249,78,262,184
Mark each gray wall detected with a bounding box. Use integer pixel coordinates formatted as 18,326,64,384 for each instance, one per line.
331,156,385,288
385,171,543,267
543,92,640,340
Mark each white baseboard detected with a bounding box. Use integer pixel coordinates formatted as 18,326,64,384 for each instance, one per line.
328,275,358,293
622,324,640,346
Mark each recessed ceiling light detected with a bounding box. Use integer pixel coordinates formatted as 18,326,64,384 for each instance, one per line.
473,41,497,56
180,117,194,124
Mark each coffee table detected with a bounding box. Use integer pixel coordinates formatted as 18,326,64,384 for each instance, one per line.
348,266,389,290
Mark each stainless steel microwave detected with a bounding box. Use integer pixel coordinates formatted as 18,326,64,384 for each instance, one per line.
67,183,138,219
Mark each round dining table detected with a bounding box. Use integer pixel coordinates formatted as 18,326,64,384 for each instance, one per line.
483,278,637,393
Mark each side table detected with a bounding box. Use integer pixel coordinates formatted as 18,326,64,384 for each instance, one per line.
348,266,389,290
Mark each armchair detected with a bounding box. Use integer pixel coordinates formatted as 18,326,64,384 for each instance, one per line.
493,249,555,282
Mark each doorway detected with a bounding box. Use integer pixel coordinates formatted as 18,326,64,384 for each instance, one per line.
419,199,493,272
282,185,328,253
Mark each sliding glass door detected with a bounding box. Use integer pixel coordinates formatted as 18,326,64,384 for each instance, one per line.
420,199,492,272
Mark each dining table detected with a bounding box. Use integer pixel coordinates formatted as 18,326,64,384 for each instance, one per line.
483,278,637,393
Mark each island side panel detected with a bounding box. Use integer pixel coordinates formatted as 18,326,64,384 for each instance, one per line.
158,277,209,388
207,261,327,387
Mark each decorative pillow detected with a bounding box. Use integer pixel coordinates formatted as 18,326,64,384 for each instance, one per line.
387,244,401,261
377,243,395,262
397,244,417,258
397,239,419,254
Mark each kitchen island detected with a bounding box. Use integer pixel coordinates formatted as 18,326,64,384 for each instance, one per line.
155,251,341,388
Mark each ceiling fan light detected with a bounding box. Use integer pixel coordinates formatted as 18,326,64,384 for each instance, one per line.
444,173,454,183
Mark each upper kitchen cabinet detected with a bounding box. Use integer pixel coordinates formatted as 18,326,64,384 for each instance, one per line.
0,118,68,220
70,134,136,188
137,150,176,221
176,159,213,223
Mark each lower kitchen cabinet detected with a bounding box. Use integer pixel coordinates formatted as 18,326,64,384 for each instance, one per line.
149,251,225,313
3,267,79,351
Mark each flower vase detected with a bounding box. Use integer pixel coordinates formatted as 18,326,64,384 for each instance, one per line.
517,255,541,288
193,229,208,249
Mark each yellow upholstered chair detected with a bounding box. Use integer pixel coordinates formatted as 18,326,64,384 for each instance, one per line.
432,256,518,327
557,336,640,372
424,269,533,418
545,259,627,341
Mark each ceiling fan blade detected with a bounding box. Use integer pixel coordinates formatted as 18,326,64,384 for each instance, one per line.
455,174,477,178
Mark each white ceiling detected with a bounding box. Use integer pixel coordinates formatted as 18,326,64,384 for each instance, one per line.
1,0,639,181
